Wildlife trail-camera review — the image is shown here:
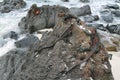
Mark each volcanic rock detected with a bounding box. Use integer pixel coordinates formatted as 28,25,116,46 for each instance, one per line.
106,24,120,35
80,0,89,3
3,31,18,40
0,0,26,13
18,4,69,33
18,4,92,34
100,10,113,23
15,34,39,48
0,14,114,80
69,5,91,16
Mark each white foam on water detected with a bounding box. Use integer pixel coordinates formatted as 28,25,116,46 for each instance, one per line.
0,0,3,2
0,39,16,56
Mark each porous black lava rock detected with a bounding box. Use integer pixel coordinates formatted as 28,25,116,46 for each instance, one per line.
106,24,120,35
86,23,106,31
0,13,114,80
0,0,26,13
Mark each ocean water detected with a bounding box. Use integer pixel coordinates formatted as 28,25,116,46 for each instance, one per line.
0,0,120,79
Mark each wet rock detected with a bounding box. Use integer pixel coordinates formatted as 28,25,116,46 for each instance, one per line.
86,23,106,31
84,15,99,22
100,10,113,23
115,0,120,3
3,31,18,40
19,5,91,33
69,5,91,16
0,14,114,80
15,34,39,48
18,4,69,33
106,24,120,35
61,0,69,2
0,49,27,80
104,4,119,9
80,0,89,3
112,10,120,17
0,0,26,13
97,30,120,52
111,38,120,51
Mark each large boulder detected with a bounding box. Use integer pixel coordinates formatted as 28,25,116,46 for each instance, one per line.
0,14,114,80
115,0,120,3
69,5,91,16
61,0,69,2
0,0,26,13
104,4,119,9
18,5,92,34
97,30,120,52
15,34,39,48
106,24,120,35
112,10,120,17
100,10,113,23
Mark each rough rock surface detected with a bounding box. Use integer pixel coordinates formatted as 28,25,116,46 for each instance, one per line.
3,31,18,40
80,0,89,3
18,4,91,33
69,5,91,16
100,10,113,23
104,4,119,9
0,0,26,13
84,15,99,22
18,4,69,33
15,34,39,48
86,23,106,31
112,10,120,17
106,24,120,35
0,14,114,80
97,30,120,52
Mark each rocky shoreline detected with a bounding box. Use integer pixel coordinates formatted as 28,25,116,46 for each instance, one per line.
0,13,114,80
0,0,120,80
